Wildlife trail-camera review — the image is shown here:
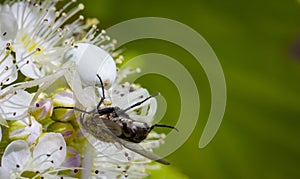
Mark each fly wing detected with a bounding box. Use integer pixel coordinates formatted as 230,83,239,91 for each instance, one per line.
81,113,170,164
81,113,120,143
117,138,170,165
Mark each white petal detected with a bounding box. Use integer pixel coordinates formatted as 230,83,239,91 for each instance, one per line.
0,90,33,120
42,174,77,179
16,52,42,79
33,133,67,170
0,53,18,85
9,116,42,145
0,126,2,142
10,2,36,33
1,140,30,171
0,5,18,41
81,145,93,179
111,88,157,123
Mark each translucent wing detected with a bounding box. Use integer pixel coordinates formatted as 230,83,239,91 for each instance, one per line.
80,113,120,143
117,138,170,165
81,113,170,165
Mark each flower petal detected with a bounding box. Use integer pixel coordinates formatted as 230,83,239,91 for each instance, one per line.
111,87,157,123
16,53,42,79
1,140,30,171
0,54,18,85
0,89,33,120
32,133,67,170
10,2,36,33
0,5,18,41
9,116,42,145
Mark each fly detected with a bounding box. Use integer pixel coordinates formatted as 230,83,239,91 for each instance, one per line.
55,74,177,165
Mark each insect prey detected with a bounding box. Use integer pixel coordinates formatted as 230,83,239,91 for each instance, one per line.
55,74,178,165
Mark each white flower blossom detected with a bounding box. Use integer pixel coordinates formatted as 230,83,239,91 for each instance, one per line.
0,89,33,121
0,0,84,80
0,133,68,178
0,0,168,178
8,116,42,145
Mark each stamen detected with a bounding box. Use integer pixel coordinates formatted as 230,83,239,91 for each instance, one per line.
20,48,41,62
57,0,77,15
91,30,109,46
52,3,84,31
100,39,117,52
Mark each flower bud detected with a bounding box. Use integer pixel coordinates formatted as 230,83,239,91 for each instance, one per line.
30,93,53,122
47,122,75,143
62,147,81,168
52,88,76,122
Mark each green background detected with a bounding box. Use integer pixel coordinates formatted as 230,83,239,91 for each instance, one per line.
77,0,300,178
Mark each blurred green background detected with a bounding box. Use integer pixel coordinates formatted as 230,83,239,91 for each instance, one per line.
76,0,300,178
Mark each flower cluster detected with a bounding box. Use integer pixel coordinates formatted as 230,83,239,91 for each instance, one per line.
0,0,166,178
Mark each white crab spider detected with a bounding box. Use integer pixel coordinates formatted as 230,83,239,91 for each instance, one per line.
0,43,117,124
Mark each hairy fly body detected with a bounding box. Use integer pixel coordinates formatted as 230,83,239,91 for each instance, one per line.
55,75,177,165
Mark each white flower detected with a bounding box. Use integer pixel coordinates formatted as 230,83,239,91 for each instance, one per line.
82,132,166,179
8,116,42,145
0,0,85,82
0,133,69,178
0,1,168,178
0,5,18,85
110,82,157,123
0,89,33,121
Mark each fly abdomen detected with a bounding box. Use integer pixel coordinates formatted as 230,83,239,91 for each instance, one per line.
118,120,151,143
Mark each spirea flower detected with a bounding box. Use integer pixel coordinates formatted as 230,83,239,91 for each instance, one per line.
0,0,168,178
0,89,33,121
0,133,67,178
